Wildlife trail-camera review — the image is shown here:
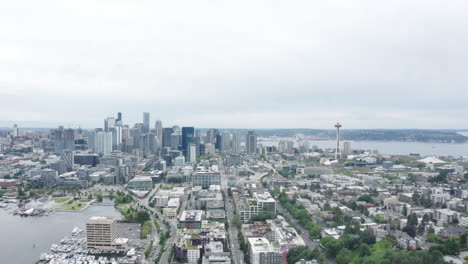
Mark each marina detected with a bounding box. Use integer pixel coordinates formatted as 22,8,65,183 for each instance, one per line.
0,199,123,264
34,224,142,264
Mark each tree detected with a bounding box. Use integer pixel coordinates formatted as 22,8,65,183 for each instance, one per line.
344,220,361,235
412,191,421,205
428,226,435,234
429,171,448,183
136,210,150,223
422,214,430,224
336,248,353,264
361,228,376,245
342,234,360,250
232,214,242,229
321,237,343,257
407,213,418,227
358,194,375,204
96,193,103,202
461,233,467,248
402,204,408,216
403,225,416,238
359,243,371,257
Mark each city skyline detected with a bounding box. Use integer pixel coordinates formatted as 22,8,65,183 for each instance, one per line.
1,1,468,129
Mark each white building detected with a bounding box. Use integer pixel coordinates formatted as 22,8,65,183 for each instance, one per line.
239,192,277,222
248,237,282,264
189,144,197,163
175,156,185,167
96,132,112,156
205,143,216,155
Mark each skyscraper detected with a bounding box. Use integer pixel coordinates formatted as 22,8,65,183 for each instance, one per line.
143,112,150,133
155,120,163,150
12,124,19,137
96,131,112,156
171,131,181,149
231,131,241,154
343,142,351,155
245,131,257,154
53,127,64,153
104,117,116,132
87,130,97,152
182,127,195,155
188,144,197,163
162,127,173,148
116,112,123,126
221,131,231,153
110,126,122,150
63,129,75,150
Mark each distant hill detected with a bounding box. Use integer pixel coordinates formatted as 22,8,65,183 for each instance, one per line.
199,129,468,143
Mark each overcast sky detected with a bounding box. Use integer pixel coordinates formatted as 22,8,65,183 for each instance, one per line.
1,0,467,129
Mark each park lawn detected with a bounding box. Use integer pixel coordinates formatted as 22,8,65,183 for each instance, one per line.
56,200,87,211
51,197,71,203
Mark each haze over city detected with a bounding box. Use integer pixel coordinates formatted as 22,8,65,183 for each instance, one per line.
1,0,468,129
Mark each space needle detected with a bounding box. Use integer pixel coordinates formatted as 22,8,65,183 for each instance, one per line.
334,122,342,159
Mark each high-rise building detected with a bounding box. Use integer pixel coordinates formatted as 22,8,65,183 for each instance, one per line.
343,142,352,155
215,134,222,150
12,124,19,137
116,112,123,126
171,132,181,149
188,144,197,163
143,112,150,133
110,126,122,150
60,149,74,171
86,216,116,251
104,117,116,132
155,120,163,150
96,132,112,156
182,127,195,155
205,143,216,156
53,127,64,153
245,131,257,154
63,129,75,150
162,128,173,148
278,141,287,153
221,131,231,153
87,130,97,152
231,131,241,154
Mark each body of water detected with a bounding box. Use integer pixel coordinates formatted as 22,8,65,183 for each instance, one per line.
0,199,121,264
259,139,468,157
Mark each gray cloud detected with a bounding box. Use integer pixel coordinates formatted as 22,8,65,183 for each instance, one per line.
1,0,467,129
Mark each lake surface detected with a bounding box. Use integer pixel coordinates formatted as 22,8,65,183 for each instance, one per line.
259,139,468,157
0,199,121,264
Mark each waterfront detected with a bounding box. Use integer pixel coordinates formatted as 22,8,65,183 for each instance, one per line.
259,139,468,157
0,199,121,264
